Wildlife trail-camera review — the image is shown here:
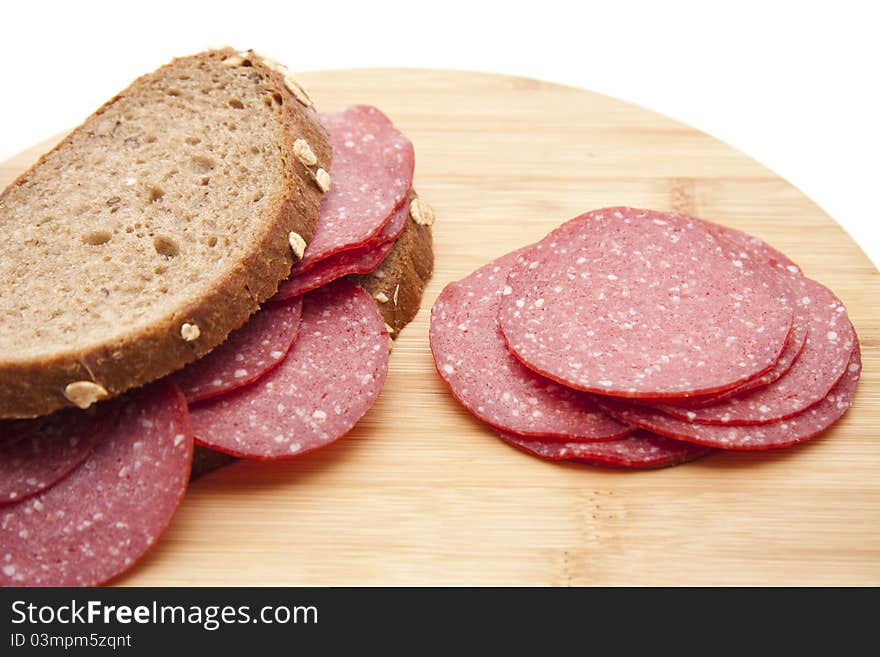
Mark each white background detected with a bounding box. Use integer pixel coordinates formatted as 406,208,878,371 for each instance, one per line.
3,0,878,267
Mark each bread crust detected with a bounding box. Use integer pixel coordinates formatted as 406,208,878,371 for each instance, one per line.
354,191,435,336
0,49,331,419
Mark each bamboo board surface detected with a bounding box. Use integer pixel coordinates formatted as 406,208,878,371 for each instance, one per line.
2,69,878,586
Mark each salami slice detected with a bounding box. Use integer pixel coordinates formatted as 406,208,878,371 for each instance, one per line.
636,225,808,409
654,298,808,408
276,240,396,299
499,208,793,398
190,279,389,459
599,343,861,450
704,222,801,274
274,198,408,300
705,317,807,398
498,429,713,469
430,250,630,440
653,277,854,424
358,189,410,249
173,298,302,403
0,406,116,505
0,382,193,586
292,105,414,273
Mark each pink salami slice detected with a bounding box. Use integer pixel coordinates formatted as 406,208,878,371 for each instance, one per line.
708,318,807,398
430,250,629,440
499,208,793,398
292,105,414,273
359,190,409,248
276,240,396,299
498,429,713,469
190,279,389,459
0,382,193,586
652,295,808,408
173,298,302,403
639,226,808,408
274,199,407,300
598,343,861,450
704,222,801,274
653,277,854,424
0,406,117,505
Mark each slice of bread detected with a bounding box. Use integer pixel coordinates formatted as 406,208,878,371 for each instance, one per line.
0,49,331,419
190,193,435,479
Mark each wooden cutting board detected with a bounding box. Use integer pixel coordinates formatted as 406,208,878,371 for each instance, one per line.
2,69,878,586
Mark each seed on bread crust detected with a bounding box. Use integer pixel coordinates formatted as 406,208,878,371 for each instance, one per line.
409,198,435,226
384,322,395,336
315,168,331,192
250,52,317,111
353,192,435,341
64,381,109,409
374,291,389,303
288,232,307,260
293,139,318,166
222,55,246,67
283,74,313,107
253,51,288,74
180,323,201,341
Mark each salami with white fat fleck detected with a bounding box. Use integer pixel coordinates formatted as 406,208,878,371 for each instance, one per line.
190,279,389,459
498,429,713,469
656,319,807,408
357,188,410,249
0,382,192,586
704,221,801,274
498,207,793,398
653,277,854,424
642,224,809,408
430,250,630,440
599,343,861,450
274,199,407,299
173,298,302,403
0,406,116,505
705,319,806,401
289,105,414,274
276,240,395,299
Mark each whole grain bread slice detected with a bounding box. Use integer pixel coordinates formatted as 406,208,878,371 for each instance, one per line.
190,192,435,479
0,48,331,419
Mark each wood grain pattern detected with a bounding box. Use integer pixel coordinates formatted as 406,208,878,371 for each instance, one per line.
2,69,877,586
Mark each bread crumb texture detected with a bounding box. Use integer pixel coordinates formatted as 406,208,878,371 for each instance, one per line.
0,49,330,417
3,53,284,356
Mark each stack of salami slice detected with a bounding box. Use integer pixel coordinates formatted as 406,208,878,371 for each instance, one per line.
431,207,861,469
180,105,415,463
0,105,422,586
